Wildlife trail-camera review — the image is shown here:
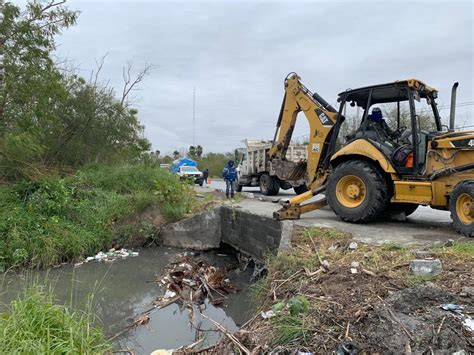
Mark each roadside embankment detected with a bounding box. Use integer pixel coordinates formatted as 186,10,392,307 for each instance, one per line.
210,227,474,353
0,164,207,271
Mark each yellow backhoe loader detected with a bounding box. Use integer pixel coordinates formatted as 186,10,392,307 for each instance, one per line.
270,73,474,237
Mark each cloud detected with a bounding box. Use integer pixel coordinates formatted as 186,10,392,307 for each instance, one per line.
56,0,474,153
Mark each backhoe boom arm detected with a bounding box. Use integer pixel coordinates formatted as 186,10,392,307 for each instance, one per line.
269,73,339,191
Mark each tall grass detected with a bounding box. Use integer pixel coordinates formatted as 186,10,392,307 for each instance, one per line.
0,286,110,354
271,315,311,347
0,164,197,270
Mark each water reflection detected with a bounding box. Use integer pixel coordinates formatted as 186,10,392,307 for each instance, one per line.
0,247,254,354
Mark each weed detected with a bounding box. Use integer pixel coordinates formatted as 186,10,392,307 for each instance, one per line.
154,173,196,221
271,315,311,347
380,241,405,251
430,241,474,257
250,277,270,306
302,227,349,240
410,274,439,284
0,286,110,354
267,251,319,277
0,164,197,270
288,295,310,316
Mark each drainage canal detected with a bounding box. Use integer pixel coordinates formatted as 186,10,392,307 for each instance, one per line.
0,246,255,353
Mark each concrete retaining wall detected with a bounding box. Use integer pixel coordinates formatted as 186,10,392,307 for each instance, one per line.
161,205,293,260
161,207,221,250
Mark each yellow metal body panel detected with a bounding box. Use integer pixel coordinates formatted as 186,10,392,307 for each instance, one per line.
330,139,396,174
434,131,474,149
393,181,432,204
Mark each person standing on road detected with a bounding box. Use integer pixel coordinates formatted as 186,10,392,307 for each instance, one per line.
203,168,209,184
222,160,237,198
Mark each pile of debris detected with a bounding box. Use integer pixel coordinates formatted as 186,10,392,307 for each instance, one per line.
153,253,238,306
207,227,474,354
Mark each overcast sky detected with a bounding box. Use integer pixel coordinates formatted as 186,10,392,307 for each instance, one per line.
54,0,473,154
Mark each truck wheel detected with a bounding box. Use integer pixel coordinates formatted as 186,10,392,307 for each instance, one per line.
236,180,243,192
280,181,292,190
384,203,419,218
327,160,390,223
450,181,473,237
259,174,280,196
294,184,308,195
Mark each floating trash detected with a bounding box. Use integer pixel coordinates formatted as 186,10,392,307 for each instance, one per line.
74,248,139,267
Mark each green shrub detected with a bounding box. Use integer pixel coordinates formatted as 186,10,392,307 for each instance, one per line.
75,164,164,194
154,172,196,221
0,287,110,354
0,164,194,269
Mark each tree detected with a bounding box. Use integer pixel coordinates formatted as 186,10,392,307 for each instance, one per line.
196,145,203,158
0,1,151,180
173,151,180,159
188,145,196,159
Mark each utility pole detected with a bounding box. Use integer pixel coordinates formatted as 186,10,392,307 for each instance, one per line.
192,87,196,146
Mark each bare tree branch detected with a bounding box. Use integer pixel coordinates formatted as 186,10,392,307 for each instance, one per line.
88,52,108,88
120,61,152,106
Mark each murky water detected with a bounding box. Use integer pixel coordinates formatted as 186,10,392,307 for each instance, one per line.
0,247,254,354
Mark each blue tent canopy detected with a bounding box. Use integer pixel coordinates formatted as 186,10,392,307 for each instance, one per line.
171,158,197,174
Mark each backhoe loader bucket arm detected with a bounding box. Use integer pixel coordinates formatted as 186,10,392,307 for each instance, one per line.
269,73,341,220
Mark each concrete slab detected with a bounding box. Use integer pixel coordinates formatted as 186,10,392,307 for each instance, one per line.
234,199,472,247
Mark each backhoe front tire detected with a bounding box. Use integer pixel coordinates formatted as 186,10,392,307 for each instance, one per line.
259,174,280,196
450,181,473,237
327,160,390,223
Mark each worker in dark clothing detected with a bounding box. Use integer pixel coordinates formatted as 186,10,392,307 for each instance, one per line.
367,107,399,141
203,168,209,184
222,160,237,198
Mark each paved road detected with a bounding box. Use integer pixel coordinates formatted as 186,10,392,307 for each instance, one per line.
201,179,470,246
206,179,295,196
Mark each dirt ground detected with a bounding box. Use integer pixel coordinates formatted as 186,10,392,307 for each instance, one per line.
202,227,474,354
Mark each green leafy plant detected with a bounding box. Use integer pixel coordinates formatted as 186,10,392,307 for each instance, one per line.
288,295,310,316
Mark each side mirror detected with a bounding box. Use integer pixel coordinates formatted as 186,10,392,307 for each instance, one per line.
441,124,450,132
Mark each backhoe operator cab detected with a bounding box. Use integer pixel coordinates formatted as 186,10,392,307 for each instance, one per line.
272,74,474,237
338,80,442,177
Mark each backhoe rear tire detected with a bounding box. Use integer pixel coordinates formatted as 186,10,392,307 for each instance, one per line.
259,174,280,196
450,181,473,237
327,160,390,223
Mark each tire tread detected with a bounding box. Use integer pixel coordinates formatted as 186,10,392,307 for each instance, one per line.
327,160,390,223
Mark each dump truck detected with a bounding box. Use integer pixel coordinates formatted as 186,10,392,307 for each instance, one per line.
270,73,473,237
236,139,308,195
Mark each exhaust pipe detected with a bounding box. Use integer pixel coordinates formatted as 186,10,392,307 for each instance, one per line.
449,82,459,131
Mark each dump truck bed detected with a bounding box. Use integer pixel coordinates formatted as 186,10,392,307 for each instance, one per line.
244,140,307,175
